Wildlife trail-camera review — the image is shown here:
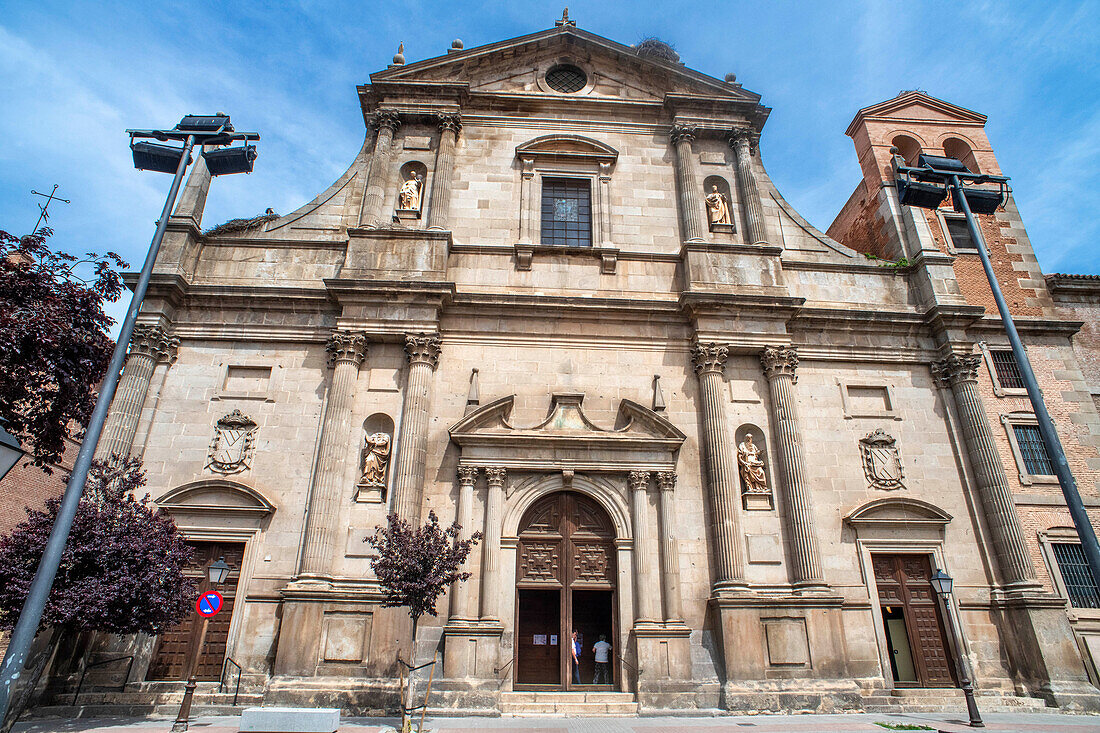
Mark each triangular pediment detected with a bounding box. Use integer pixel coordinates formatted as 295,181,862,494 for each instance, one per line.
846,91,986,136
370,25,760,105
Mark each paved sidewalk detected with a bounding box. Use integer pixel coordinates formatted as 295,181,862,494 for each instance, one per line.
11,712,1100,733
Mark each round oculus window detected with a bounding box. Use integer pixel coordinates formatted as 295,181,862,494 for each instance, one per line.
545,64,587,93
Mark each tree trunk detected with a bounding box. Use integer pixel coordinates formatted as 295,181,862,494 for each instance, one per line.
402,616,418,733
1,627,61,733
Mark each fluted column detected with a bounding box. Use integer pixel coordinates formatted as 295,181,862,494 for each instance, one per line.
450,466,479,621
690,342,747,590
479,467,506,622
392,333,443,522
760,346,825,588
427,114,460,230
933,354,1039,587
655,471,684,622
95,325,177,464
629,471,661,623
671,125,706,242
359,110,401,228
729,128,767,245
300,331,368,577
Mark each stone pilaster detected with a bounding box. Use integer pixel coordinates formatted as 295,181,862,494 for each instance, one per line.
427,114,460,230
95,325,178,464
671,125,706,242
729,128,768,245
760,346,825,589
655,471,684,622
299,331,368,577
479,467,506,622
932,353,1039,588
359,110,401,228
392,333,443,522
450,466,479,621
690,341,747,591
629,471,661,623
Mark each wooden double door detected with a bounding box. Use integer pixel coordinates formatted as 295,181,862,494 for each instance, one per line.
514,492,617,689
873,553,956,688
146,541,244,681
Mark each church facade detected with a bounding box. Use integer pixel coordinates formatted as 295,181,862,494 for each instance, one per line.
88,16,1100,715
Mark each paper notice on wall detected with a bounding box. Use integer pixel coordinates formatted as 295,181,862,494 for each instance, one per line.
533,634,548,645
550,635,558,645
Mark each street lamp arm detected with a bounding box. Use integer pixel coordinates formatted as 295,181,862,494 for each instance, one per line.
127,129,260,144
895,164,1009,186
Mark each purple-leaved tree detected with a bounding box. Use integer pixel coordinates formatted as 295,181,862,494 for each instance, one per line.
0,459,194,731
365,511,480,729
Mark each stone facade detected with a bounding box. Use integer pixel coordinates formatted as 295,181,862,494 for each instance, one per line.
76,19,1100,715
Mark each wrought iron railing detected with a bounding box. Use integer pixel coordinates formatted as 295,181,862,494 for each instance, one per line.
220,656,243,706
72,655,134,705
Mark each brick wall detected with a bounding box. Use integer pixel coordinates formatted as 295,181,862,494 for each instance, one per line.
0,438,76,535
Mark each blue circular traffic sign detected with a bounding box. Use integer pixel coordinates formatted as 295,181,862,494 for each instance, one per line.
196,590,224,617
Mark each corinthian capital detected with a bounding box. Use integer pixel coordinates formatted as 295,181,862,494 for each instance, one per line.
931,353,982,388
670,124,697,144
326,330,368,367
369,109,401,132
129,325,178,364
760,345,799,383
485,467,507,487
404,332,442,369
457,465,479,486
655,471,676,492
437,113,462,134
690,341,729,375
728,127,758,153
628,471,650,492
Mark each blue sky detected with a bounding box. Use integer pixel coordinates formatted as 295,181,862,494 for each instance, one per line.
2,1,1097,334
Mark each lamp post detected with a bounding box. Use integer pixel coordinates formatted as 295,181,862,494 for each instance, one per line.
895,154,1100,594
172,557,231,732
0,420,27,483
930,569,983,727
0,115,258,723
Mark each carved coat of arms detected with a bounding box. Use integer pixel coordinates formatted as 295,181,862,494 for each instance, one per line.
859,429,904,491
207,410,257,474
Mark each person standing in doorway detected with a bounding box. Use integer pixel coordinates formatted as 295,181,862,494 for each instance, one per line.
571,629,581,684
592,634,612,684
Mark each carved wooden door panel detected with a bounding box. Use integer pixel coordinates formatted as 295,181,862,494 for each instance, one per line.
872,553,956,688
146,541,245,681
516,492,616,689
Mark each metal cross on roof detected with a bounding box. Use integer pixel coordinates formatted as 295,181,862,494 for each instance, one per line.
30,184,69,236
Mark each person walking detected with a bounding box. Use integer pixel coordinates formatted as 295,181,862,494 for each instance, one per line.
592,634,612,684
571,630,582,684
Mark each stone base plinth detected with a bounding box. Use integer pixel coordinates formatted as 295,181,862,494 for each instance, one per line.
441,620,505,679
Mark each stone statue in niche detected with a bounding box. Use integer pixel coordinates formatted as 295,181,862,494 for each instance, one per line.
706,185,732,226
398,172,423,212
859,429,904,491
207,410,257,474
737,434,769,496
359,432,392,488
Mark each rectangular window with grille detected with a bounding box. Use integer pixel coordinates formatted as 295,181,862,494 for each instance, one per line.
541,178,592,247
1013,424,1054,475
944,216,977,250
990,349,1025,389
1051,542,1100,608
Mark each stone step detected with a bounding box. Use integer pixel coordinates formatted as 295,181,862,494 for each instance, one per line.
500,691,639,717
501,691,635,703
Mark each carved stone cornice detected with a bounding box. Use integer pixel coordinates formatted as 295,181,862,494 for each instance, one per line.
404,332,442,370
457,465,479,486
628,470,650,492
129,325,178,364
728,127,759,154
761,345,798,383
670,124,697,145
437,113,462,134
931,353,981,387
655,471,676,493
690,341,729,375
484,467,507,487
326,330,368,367
368,109,401,133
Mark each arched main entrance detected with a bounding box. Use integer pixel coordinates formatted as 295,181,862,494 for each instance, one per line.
514,491,617,689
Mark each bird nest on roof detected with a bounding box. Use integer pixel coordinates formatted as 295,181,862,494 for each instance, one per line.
204,209,278,237
634,37,680,64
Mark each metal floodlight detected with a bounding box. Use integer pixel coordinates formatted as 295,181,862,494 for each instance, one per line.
208,557,231,585
917,153,972,174
176,115,233,133
131,141,190,174
953,186,1004,215
897,178,947,209
0,421,27,482
203,145,258,176
930,569,954,597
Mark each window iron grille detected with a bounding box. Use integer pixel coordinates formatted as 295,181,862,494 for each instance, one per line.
990,349,1025,390
1013,424,1054,476
546,65,587,93
541,178,592,247
944,216,977,249
1052,542,1100,608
